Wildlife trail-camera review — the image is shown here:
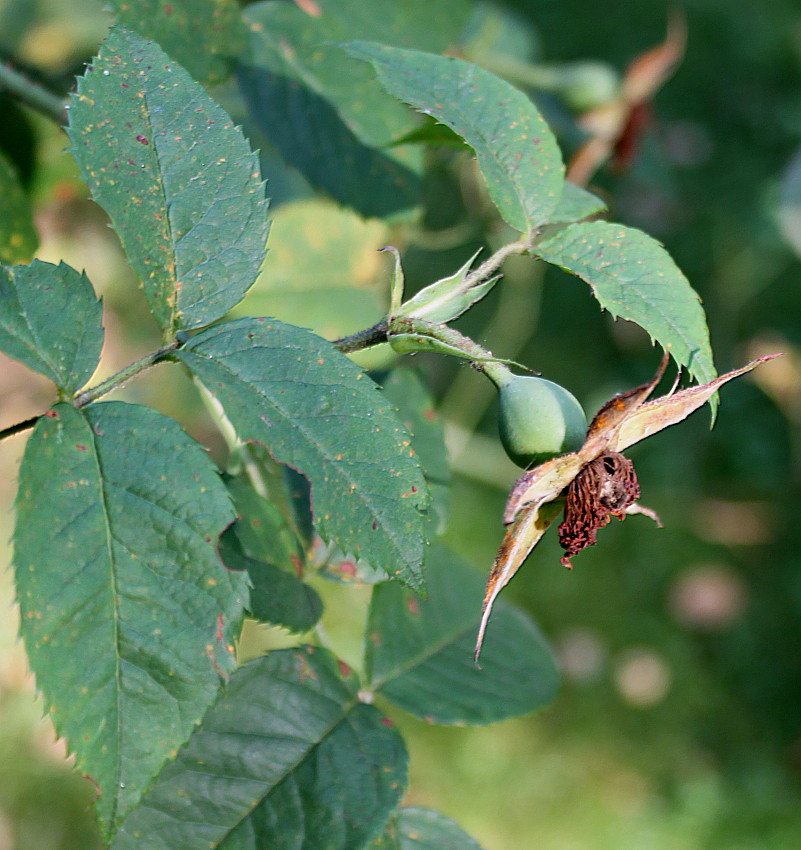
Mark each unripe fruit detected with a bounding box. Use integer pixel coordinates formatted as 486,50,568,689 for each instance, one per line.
497,375,588,468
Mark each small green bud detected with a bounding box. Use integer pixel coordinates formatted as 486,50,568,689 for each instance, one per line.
497,375,587,468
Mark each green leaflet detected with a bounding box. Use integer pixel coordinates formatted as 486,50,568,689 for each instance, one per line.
68,26,268,332
535,221,717,399
343,42,565,233
107,0,245,86
0,151,37,263
547,181,607,224
365,546,559,725
0,260,103,394
113,648,406,850
176,318,429,590
372,808,485,850
13,402,248,836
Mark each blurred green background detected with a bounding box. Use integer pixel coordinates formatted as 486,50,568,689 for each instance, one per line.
2,0,801,848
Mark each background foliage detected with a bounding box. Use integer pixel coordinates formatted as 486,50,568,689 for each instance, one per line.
0,0,800,848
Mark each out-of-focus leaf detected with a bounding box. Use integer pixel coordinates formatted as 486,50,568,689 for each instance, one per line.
14,402,247,836
176,318,429,590
239,0,471,216
68,26,268,332
535,221,717,397
379,369,449,532
232,199,388,341
0,151,36,262
343,42,565,233
112,648,406,850
366,546,559,724
372,808,485,850
107,0,245,86
219,702,406,850
461,0,541,65
547,182,606,224
0,260,102,394
778,144,801,260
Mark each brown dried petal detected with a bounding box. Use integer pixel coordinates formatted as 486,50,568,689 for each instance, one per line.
558,451,640,568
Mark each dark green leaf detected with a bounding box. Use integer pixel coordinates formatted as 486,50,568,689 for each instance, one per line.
219,541,322,633
238,0,471,217
68,26,268,332
0,151,37,263
13,402,247,835
176,318,429,590
548,182,606,224
372,808,485,850
343,42,564,232
107,0,245,86
112,648,404,850
219,703,407,850
0,260,102,394
535,221,717,397
366,546,559,725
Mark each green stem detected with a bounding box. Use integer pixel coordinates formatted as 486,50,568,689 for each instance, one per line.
332,319,388,354
0,60,67,124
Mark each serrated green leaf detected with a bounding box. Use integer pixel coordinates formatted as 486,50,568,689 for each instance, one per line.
13,401,248,835
238,0,471,217
548,181,606,224
68,26,268,332
535,221,717,399
372,808,485,850
112,647,405,850
0,151,37,263
379,369,449,533
107,0,245,87
343,42,565,233
176,318,428,590
366,546,559,725
0,260,102,394
220,540,322,633
219,702,407,850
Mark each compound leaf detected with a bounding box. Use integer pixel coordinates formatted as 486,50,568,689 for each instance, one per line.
0,260,102,394
343,42,564,232
366,546,559,724
176,318,428,590
13,401,247,836
68,26,268,332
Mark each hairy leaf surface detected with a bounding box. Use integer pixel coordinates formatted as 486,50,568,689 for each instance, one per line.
13,402,247,835
0,260,102,394
177,318,428,590
344,42,565,232
366,546,559,724
68,26,268,331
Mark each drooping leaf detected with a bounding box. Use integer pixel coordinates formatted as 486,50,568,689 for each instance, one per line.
366,546,559,724
239,0,471,217
343,42,565,233
68,26,268,332
107,0,245,86
535,221,716,397
13,401,247,835
547,181,606,224
0,260,103,394
219,702,407,850
219,539,322,633
0,151,37,263
372,808,485,850
112,648,406,850
176,318,429,590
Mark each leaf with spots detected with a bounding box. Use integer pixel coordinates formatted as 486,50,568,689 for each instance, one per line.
13,401,248,837
0,151,37,263
175,318,429,590
107,0,246,87
535,221,717,401
342,42,565,233
365,546,559,725
0,260,103,395
371,808,485,850
67,26,269,332
112,647,407,850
